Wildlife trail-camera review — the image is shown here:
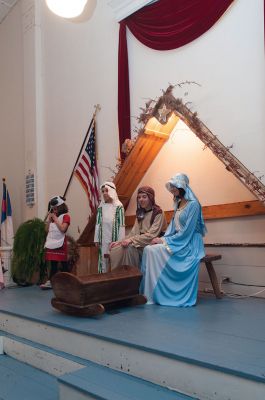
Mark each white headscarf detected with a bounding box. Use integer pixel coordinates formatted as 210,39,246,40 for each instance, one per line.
99,181,123,207
165,173,207,236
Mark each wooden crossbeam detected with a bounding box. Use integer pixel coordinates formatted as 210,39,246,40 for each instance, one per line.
125,200,265,226
114,133,170,203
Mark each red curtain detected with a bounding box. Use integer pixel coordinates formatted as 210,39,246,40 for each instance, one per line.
118,0,234,156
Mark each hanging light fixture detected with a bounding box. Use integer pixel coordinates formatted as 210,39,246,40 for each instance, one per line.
46,0,88,19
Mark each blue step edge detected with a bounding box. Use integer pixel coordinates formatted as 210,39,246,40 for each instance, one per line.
59,361,195,400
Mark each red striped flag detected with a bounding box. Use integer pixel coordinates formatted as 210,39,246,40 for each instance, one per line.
74,121,100,213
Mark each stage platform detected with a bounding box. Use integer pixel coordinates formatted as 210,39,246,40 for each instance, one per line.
0,286,265,399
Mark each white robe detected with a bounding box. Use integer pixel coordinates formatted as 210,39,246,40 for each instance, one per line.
94,203,125,272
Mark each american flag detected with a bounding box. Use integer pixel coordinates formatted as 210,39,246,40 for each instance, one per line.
75,122,100,212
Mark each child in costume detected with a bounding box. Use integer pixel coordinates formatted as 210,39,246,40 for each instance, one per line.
94,182,125,273
110,186,167,270
40,196,70,289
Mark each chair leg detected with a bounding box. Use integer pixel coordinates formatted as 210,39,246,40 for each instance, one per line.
205,261,222,299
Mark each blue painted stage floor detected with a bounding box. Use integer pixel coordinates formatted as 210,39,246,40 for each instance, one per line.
0,286,265,384
0,354,58,400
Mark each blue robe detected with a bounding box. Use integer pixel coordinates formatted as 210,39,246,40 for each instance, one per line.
141,200,205,307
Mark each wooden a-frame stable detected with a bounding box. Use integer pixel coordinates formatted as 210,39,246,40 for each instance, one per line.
78,86,265,246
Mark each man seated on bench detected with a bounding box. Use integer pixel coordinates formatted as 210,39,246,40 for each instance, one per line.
140,173,207,307
109,186,167,270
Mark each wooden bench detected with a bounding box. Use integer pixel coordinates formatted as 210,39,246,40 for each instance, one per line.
201,254,222,299
105,253,222,299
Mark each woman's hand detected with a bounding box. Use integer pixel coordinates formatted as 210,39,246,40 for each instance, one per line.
150,237,163,245
121,238,132,247
109,241,119,249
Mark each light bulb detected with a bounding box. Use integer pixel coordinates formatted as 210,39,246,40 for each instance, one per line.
46,0,88,19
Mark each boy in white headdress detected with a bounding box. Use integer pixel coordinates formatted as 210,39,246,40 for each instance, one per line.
94,182,125,273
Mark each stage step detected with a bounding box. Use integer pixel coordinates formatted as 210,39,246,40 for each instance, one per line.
59,360,194,400
1,287,265,399
1,332,84,377
1,333,194,400
2,311,265,400
0,354,58,400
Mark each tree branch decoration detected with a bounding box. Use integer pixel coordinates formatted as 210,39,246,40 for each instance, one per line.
122,84,265,203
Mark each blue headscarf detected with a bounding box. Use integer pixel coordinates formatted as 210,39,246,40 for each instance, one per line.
165,173,207,236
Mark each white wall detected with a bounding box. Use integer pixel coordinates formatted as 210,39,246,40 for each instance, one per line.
128,0,265,179
39,0,265,240
42,0,120,237
0,2,24,230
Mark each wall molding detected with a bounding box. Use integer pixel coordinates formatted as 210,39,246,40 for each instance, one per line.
108,0,157,21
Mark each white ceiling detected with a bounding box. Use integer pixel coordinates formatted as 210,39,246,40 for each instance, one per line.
0,0,19,24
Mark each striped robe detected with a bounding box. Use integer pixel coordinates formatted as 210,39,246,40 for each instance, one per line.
94,204,125,273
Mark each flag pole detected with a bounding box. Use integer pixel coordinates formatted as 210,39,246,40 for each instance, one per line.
63,104,101,199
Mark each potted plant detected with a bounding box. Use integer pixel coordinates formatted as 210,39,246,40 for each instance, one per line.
11,218,46,285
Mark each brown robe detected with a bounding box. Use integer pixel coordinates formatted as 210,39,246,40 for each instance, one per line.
110,211,167,269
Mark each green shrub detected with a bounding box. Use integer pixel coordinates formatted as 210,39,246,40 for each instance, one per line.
11,218,47,285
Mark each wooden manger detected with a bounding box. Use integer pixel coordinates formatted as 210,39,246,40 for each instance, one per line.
51,265,147,316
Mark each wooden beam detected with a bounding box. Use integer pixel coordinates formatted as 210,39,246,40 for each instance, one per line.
125,200,265,226
145,114,179,137
114,133,169,203
202,200,265,220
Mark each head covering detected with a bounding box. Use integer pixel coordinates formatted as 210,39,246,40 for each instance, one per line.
138,186,155,204
48,195,65,212
166,173,207,236
166,173,194,200
99,181,122,207
136,186,162,225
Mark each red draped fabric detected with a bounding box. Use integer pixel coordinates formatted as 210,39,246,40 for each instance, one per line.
118,0,234,156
